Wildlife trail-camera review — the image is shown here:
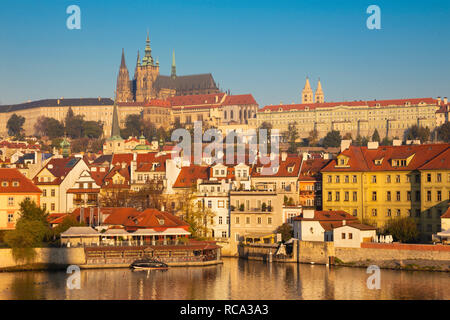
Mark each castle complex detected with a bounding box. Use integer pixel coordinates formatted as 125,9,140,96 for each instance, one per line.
116,33,221,102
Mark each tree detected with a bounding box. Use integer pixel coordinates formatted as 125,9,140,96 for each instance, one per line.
121,114,142,138
7,114,25,138
82,121,103,138
322,130,341,148
405,125,430,143
179,185,215,239
276,223,293,242
372,129,381,142
383,217,419,243
436,122,450,142
34,116,65,139
65,108,85,139
4,199,51,262
53,215,85,238
71,138,90,153
380,136,392,146
283,122,299,154
305,129,319,146
342,132,353,140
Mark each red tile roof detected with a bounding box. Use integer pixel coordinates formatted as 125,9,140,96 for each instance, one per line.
0,168,42,194
260,98,439,112
418,148,450,170
442,207,450,219
222,94,257,106
123,208,189,231
299,159,329,181
173,165,209,188
168,93,226,107
322,144,450,172
252,156,302,178
34,157,81,185
144,99,172,108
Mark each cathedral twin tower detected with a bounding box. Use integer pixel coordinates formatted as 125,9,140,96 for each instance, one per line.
301,77,324,104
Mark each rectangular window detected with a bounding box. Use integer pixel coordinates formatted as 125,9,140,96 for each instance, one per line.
43,203,47,210
222,231,227,238
352,175,357,183
235,217,240,224
344,191,349,201
327,175,332,183
257,217,262,224
218,200,224,208
387,209,391,217
437,191,442,202
353,192,357,202
341,233,346,239
396,209,401,217
246,217,250,224
372,192,377,201
407,191,411,201
348,233,353,240
51,203,55,211
268,217,272,224
386,175,391,183
344,175,349,183
415,209,421,218
437,173,441,182
396,191,401,201
372,175,377,183
8,197,14,206
51,189,55,197
372,209,377,217
353,209,357,216
335,192,340,201
43,189,47,197
327,192,332,201
427,174,431,182
335,176,340,183
208,200,212,208
219,216,223,224
386,191,391,201
427,191,431,202
395,175,401,183
8,214,14,223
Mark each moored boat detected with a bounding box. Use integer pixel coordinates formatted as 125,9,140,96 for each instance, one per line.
130,258,169,270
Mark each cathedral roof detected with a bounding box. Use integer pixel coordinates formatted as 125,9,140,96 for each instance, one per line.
153,73,218,93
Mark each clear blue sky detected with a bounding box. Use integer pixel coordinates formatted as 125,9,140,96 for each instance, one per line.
0,0,449,107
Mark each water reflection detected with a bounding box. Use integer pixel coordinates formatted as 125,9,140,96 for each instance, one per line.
0,258,448,300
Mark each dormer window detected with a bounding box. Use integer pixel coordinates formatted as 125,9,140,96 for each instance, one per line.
158,218,165,225
12,181,19,187
1,181,8,187
287,166,294,173
374,158,383,165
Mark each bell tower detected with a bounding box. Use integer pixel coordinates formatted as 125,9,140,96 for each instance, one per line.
315,78,324,103
301,77,314,104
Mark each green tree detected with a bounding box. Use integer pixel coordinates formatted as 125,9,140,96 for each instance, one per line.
305,129,319,146
121,114,142,138
383,217,419,243
71,138,90,153
372,129,381,142
322,130,341,148
436,122,450,142
4,199,51,263
34,116,65,139
82,121,103,138
380,136,392,146
276,223,293,242
7,114,25,138
405,125,430,143
283,122,299,154
65,108,85,139
53,215,85,238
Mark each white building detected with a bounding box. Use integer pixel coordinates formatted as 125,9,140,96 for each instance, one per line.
333,223,377,248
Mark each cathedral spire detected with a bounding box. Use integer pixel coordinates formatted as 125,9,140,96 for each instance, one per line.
301,76,314,104
143,30,153,66
136,50,140,67
315,78,324,103
120,48,127,69
111,103,121,138
171,50,177,79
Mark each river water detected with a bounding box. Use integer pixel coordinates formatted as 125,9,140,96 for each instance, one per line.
0,258,448,300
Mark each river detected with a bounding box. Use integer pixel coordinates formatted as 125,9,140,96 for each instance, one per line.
0,258,448,300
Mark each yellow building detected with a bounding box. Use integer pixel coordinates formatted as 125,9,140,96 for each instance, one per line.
321,143,450,242
0,168,41,230
258,80,442,140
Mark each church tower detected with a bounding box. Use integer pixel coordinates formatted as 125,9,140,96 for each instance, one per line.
115,49,133,102
135,31,160,102
314,78,324,103
301,77,314,104
171,50,177,79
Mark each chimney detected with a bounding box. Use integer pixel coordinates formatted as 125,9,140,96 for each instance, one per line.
340,140,351,152
161,204,165,212
367,141,379,150
57,99,60,105
342,220,346,226
281,152,287,161
303,209,315,219
393,139,402,146
444,97,448,105
437,97,441,105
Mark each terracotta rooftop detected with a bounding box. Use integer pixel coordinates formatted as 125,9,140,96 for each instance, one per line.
0,168,42,194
